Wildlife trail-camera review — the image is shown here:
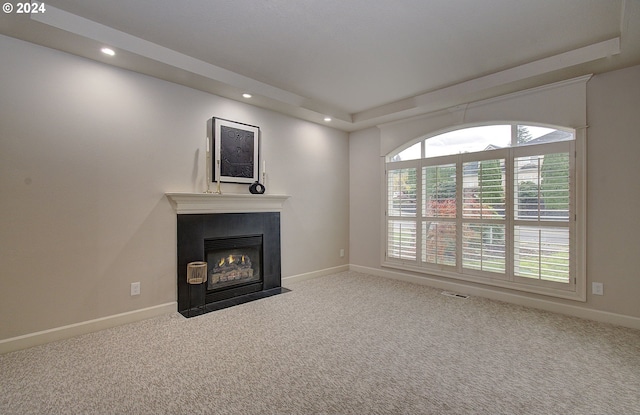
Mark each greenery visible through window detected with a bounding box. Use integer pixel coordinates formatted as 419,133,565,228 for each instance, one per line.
385,124,578,298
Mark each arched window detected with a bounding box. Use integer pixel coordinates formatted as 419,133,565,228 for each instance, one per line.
385,123,582,299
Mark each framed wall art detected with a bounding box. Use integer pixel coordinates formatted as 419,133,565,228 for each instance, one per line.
207,117,260,187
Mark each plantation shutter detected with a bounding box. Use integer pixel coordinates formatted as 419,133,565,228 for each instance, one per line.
387,167,417,261
422,163,456,266
462,157,506,274
513,148,571,284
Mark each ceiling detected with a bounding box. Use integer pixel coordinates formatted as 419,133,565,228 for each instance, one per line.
1,0,639,131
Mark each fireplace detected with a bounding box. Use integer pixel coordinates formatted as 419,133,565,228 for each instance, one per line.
176,212,284,317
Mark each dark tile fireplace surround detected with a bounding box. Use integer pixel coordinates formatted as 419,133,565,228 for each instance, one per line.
177,212,285,317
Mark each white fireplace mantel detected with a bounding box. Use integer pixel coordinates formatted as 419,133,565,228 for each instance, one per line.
166,193,290,214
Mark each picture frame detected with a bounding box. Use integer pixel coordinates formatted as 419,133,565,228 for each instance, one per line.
207,117,260,186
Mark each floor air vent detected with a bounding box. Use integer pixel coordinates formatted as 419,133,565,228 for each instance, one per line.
441,291,470,299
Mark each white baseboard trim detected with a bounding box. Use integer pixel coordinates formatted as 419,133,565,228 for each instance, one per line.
0,302,177,355
350,265,640,331
282,265,350,285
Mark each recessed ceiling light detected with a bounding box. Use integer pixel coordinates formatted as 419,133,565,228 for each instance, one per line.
242,93,252,98
101,47,115,56
324,117,332,122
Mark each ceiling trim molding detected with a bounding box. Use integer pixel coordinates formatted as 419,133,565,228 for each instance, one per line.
376,74,594,131
356,38,620,124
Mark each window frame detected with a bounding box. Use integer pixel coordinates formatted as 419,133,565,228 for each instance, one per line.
383,123,586,301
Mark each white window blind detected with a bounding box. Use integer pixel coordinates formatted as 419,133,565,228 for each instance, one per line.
387,167,417,261
388,221,416,261
513,148,572,284
422,163,456,266
387,167,416,218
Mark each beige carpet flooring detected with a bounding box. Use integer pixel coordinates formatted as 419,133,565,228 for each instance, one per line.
1,271,639,414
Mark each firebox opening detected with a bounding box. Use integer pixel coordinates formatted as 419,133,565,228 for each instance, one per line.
207,247,261,290
204,235,263,292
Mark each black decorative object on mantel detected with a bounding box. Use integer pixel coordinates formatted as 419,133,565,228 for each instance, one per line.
249,181,266,194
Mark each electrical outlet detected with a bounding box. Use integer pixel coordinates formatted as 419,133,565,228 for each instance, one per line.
592,282,604,296
131,282,141,296
340,249,345,258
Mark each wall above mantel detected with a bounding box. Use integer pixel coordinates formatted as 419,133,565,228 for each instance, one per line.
166,193,290,214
